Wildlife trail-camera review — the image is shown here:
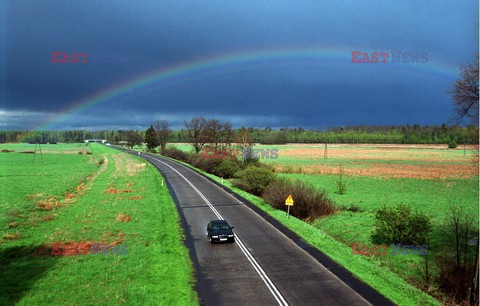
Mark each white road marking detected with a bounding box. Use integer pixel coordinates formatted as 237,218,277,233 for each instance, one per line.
147,154,289,306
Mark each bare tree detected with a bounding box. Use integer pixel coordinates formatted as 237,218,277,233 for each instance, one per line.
154,120,171,152
205,119,223,150
449,55,479,125
185,117,207,153
125,130,143,149
236,127,253,160
219,121,234,149
204,119,234,150
236,127,253,148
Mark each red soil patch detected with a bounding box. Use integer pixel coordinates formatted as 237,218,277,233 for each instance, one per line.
48,241,96,256
76,183,86,192
105,186,133,194
115,213,131,222
126,182,135,187
65,193,75,199
37,200,54,210
129,196,143,200
43,215,54,221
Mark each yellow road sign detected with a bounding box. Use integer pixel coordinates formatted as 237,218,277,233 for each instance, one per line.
285,195,294,206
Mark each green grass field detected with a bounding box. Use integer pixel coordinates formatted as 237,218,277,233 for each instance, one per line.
0,143,197,305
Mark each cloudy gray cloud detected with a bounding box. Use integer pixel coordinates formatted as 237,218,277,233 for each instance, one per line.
1,0,478,130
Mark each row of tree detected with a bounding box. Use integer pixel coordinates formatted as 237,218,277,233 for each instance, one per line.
1,123,478,146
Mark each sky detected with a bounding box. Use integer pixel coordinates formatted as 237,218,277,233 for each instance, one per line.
0,0,478,130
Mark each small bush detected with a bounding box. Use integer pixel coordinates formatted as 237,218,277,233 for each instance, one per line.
186,153,201,165
232,166,276,196
372,204,431,245
262,178,336,221
193,158,222,173
86,151,92,155
336,164,347,195
448,140,458,149
162,147,190,162
97,158,105,166
213,159,243,178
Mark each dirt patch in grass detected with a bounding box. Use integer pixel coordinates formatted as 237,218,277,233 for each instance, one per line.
33,240,126,257
43,215,54,221
65,193,75,199
3,232,21,240
26,193,44,200
44,241,97,256
116,195,143,201
277,163,478,179
105,186,133,194
8,222,19,228
115,213,131,222
112,153,146,177
37,200,54,211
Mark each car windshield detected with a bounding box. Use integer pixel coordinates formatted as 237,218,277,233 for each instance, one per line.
212,223,230,230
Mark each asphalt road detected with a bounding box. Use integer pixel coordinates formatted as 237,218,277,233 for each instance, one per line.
113,146,393,306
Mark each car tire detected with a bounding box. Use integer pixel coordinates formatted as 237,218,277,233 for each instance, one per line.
209,236,213,244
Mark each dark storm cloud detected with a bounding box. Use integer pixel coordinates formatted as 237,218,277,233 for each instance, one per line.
1,0,478,130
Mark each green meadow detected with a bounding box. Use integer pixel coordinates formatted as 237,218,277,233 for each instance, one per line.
0,143,197,305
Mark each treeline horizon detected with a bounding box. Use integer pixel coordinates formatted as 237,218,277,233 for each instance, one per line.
1,123,478,145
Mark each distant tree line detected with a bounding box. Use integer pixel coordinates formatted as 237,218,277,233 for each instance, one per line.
1,123,478,145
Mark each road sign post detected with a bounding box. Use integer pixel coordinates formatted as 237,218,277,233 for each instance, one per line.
285,195,294,218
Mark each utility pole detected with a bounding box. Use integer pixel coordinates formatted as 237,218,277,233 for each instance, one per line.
32,141,44,165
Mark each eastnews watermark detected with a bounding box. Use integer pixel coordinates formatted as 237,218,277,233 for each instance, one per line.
201,147,279,160
351,50,428,64
51,51,129,64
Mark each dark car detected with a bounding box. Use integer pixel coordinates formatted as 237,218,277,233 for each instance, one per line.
207,220,235,243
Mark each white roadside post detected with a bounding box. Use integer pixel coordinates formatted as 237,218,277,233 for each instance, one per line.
285,194,294,218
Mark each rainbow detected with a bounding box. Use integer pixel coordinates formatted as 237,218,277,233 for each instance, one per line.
32,46,459,131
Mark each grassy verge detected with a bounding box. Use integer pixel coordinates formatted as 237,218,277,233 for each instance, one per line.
0,143,197,305
159,154,440,306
